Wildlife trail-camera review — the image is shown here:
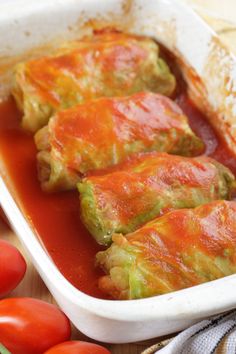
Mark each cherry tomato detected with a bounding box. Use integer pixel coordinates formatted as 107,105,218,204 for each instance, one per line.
0,239,26,297
0,298,71,354
44,341,111,354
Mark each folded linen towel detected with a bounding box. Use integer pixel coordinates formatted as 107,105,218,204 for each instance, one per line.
143,310,236,354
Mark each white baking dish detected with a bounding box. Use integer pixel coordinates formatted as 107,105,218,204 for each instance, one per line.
1,0,236,344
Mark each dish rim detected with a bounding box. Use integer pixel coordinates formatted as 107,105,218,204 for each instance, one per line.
1,0,236,329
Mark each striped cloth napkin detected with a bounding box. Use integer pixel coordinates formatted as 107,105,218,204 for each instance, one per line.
144,310,236,354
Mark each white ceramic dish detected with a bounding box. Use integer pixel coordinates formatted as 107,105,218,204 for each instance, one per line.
1,0,236,344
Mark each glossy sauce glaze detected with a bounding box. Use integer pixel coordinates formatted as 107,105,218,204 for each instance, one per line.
83,152,233,226
50,92,203,173
17,32,155,107
97,200,236,300
0,93,236,298
0,98,106,298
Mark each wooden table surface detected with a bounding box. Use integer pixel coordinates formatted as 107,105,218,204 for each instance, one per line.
1,1,236,353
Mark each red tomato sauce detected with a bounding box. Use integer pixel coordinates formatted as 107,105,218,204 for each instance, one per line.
177,94,236,175
0,93,236,299
0,98,106,298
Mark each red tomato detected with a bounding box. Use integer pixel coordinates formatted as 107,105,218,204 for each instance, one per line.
0,239,26,297
0,298,71,354
44,341,111,354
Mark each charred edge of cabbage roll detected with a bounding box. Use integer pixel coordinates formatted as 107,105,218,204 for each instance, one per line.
12,63,54,132
35,127,80,192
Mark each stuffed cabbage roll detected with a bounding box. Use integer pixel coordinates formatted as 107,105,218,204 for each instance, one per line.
35,92,204,192
12,31,176,132
96,200,236,299
79,153,235,245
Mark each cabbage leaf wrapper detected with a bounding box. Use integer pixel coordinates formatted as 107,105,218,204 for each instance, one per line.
79,153,235,245
12,31,176,132
35,92,204,192
97,200,236,299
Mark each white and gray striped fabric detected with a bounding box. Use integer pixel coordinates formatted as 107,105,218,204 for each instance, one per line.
158,311,236,354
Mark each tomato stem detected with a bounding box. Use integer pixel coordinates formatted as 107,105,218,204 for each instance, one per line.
0,344,11,354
